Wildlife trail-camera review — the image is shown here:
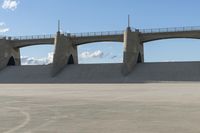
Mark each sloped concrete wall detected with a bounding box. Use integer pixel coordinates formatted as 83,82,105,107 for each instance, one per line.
1,62,200,83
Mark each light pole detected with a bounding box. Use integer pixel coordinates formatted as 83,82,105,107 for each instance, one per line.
128,14,130,28
58,20,60,33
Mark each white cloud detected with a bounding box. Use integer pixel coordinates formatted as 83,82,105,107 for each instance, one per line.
0,22,9,33
2,0,19,11
21,52,53,65
80,50,104,59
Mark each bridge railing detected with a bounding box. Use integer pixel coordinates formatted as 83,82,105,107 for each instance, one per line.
66,31,124,37
6,34,55,40
139,26,200,33
3,26,200,40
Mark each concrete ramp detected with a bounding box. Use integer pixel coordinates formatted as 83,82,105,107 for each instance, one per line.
0,62,200,83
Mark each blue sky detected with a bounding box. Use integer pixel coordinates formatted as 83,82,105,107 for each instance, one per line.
1,0,200,64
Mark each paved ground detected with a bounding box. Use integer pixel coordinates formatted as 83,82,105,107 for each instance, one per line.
1,84,200,133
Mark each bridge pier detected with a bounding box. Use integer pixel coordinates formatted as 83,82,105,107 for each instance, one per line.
122,27,144,75
51,32,78,76
0,39,20,70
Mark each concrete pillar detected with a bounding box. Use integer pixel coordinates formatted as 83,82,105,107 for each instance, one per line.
122,27,144,75
0,39,21,70
51,32,78,76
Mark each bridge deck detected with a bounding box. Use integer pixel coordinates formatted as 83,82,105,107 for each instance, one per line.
1,26,200,47
139,26,200,34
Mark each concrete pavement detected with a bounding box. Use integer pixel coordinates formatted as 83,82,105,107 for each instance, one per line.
0,84,200,133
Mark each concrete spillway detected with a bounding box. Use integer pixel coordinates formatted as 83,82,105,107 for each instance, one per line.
0,62,200,83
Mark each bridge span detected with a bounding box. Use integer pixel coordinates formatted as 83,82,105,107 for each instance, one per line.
140,26,200,42
1,26,200,76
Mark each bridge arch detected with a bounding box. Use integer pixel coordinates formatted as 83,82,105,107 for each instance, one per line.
78,42,123,64
11,37,54,49
73,34,124,46
75,39,123,46
20,45,54,65
141,31,200,43
143,37,200,43
144,38,200,62
12,40,54,49
16,43,54,49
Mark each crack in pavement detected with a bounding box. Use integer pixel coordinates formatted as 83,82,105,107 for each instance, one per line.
3,107,31,133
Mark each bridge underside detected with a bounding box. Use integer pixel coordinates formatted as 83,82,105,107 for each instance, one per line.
73,35,124,46
12,38,54,48
141,31,200,43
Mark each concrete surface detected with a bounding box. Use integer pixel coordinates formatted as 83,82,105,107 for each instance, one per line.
0,39,20,71
1,84,200,133
52,32,78,76
0,30,124,76
1,62,200,83
122,27,143,75
2,26,200,76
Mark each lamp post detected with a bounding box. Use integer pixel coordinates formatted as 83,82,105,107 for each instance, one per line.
58,20,60,33
128,14,130,28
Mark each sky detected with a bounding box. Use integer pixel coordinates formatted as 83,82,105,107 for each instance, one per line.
1,0,200,65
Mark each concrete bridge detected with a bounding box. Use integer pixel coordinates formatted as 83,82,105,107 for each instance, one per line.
1,26,200,76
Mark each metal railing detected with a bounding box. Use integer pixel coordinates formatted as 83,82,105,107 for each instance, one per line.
0,30,124,40
11,34,55,40
139,26,200,33
66,30,124,37
1,34,55,40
